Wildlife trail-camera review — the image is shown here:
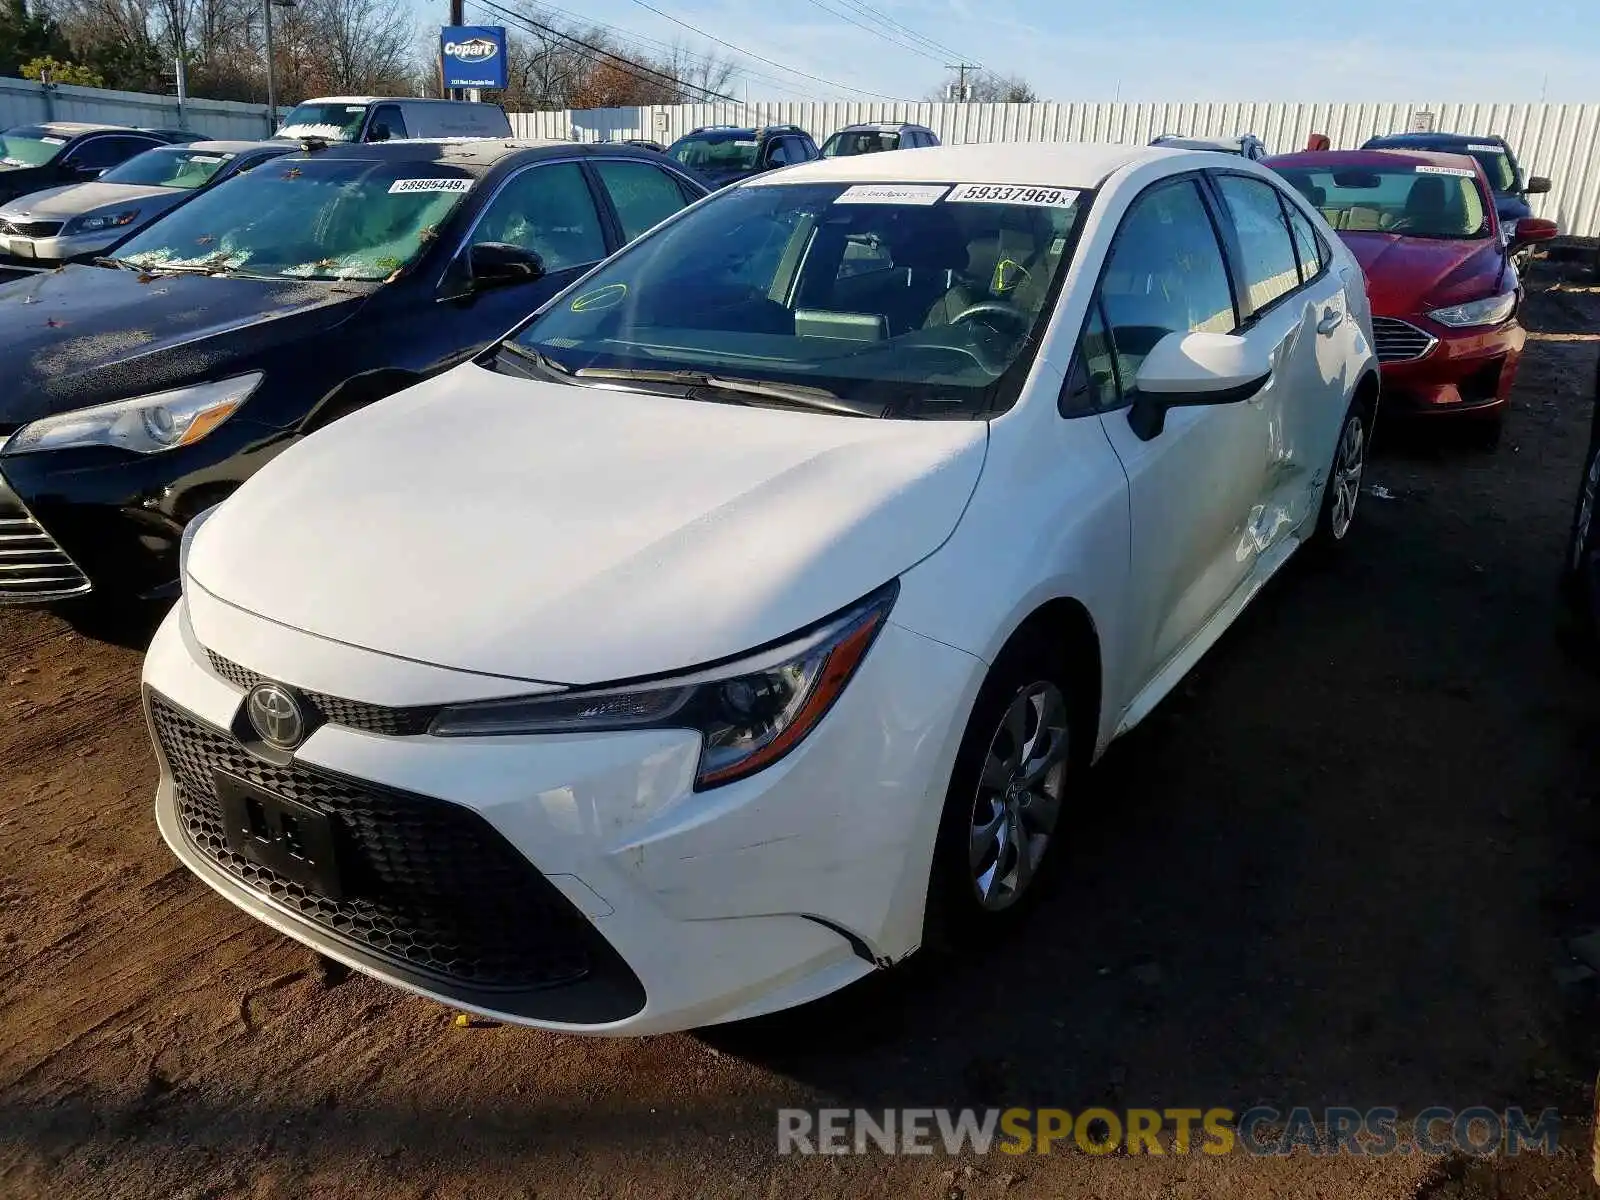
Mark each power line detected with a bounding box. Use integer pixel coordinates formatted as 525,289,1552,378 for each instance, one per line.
617,0,909,101
473,0,739,102
827,0,979,68
793,0,947,65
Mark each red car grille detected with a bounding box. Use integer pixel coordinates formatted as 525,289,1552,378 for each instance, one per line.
1372,317,1437,364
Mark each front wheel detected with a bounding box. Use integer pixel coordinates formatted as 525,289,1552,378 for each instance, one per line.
924,633,1091,946
1560,432,1600,653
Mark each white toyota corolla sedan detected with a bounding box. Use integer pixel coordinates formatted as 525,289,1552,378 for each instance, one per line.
142,143,1378,1035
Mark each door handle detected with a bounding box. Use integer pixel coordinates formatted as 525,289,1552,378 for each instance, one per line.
1317,307,1344,337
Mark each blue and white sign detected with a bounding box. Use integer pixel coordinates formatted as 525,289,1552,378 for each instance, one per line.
441,25,507,90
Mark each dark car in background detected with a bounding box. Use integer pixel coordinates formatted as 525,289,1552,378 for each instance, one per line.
1269,147,1557,447
665,124,818,188
1562,355,1600,652
1361,133,1551,241
820,122,939,157
0,138,707,605
0,140,293,265
0,123,196,207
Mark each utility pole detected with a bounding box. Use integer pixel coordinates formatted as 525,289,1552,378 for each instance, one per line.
447,0,463,100
946,62,977,102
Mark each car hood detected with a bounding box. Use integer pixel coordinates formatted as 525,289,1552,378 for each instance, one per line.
1338,232,1509,318
0,265,367,425
0,165,55,203
0,181,180,219
189,362,989,685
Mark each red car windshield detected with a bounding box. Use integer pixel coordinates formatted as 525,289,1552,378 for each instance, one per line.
1275,164,1489,240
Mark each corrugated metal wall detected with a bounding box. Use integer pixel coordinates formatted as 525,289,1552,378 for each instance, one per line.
513,101,1600,237
0,77,283,141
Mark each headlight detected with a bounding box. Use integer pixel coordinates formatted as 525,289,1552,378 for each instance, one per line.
430,581,899,789
178,502,223,589
1427,291,1517,328
1,374,261,456
65,209,140,233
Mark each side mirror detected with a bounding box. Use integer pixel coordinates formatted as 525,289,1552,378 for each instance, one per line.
1511,217,1559,246
1127,331,1272,441
1525,175,1552,195
70,163,103,179
466,241,545,292
369,123,392,143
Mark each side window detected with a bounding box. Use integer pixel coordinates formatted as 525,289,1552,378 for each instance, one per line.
1215,174,1302,315
469,162,607,271
368,105,408,142
68,136,152,171
595,159,691,242
1063,299,1120,416
1097,179,1237,393
796,135,819,161
765,138,792,167
1282,195,1329,283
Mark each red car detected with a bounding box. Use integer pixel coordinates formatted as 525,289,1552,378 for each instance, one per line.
1266,148,1557,446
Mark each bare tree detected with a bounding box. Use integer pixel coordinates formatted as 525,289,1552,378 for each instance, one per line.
657,39,736,102
925,70,1039,104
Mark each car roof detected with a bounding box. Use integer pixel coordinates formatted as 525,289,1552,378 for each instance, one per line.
273,137,613,170
1153,134,1257,149
1365,132,1506,150
837,122,931,132
181,140,287,153
755,141,1163,189
292,95,383,105
1267,147,1485,174
8,121,127,136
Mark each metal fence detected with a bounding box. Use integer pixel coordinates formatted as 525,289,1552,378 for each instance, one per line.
0,76,283,141
512,101,1600,238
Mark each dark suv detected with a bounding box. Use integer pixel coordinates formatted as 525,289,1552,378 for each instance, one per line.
1360,133,1550,233
664,124,818,189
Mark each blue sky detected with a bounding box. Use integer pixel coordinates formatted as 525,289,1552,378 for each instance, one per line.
433,0,1600,103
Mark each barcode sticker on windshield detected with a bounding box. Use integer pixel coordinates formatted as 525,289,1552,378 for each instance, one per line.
1467,143,1501,152
388,177,472,194
946,183,1079,208
189,155,223,164
835,184,948,205
40,136,65,145
1415,165,1475,178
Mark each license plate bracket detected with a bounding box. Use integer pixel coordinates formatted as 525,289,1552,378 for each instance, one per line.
215,771,344,899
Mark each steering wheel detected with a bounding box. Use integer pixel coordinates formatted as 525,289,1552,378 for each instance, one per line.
950,300,1032,332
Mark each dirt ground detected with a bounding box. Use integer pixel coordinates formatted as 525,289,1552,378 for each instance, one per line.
4,267,1600,1199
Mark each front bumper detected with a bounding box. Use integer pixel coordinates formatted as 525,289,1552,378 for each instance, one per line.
0,420,296,602
141,584,986,1034
0,227,121,264
1377,314,1525,418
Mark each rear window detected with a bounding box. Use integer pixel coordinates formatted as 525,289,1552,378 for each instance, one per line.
666,133,761,172
822,130,902,157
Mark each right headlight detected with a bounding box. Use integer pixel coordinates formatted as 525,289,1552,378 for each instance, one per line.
2,373,261,457
430,581,899,789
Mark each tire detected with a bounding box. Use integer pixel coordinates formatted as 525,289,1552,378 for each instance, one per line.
923,631,1092,949
1559,429,1600,654
1311,401,1369,548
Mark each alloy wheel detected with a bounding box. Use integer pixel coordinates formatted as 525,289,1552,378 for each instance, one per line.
1330,415,1366,540
968,680,1070,912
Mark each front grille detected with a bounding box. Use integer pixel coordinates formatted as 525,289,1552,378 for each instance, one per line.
0,218,63,238
151,694,598,992
205,650,439,736
1373,316,1437,364
0,479,90,602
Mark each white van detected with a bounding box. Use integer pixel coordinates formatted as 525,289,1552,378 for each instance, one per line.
275,97,512,144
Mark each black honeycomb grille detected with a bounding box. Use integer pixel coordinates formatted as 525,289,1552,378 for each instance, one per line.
151,693,594,991
205,650,439,737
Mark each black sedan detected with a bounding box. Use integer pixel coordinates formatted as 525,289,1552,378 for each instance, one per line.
0,122,195,207
0,138,708,604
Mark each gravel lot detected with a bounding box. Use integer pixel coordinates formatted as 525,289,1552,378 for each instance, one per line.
3,269,1600,1199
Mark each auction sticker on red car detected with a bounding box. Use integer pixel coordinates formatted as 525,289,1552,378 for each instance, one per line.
1414,165,1475,178
946,184,1080,207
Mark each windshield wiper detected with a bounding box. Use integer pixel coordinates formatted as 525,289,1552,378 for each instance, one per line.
495,341,575,383
571,367,878,416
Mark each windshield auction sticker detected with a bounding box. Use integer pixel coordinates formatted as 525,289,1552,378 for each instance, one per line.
1415,165,1475,178
388,177,473,194
946,183,1080,207
1467,143,1501,152
835,184,948,205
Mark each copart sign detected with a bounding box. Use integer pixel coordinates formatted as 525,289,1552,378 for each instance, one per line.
440,25,507,89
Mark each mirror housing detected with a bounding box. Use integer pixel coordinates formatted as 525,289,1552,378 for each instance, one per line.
1525,175,1552,195
456,241,545,295
1127,331,1273,441
1510,216,1559,247
70,163,104,179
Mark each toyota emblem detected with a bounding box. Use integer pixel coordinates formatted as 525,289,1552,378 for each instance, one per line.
246,682,306,749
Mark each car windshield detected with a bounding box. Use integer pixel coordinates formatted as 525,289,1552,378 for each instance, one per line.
508,180,1089,418
667,133,762,172
1275,164,1489,239
0,128,68,168
113,157,474,280
822,130,901,157
101,146,237,189
1376,139,1517,193
277,102,369,141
